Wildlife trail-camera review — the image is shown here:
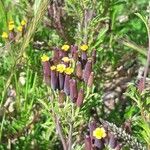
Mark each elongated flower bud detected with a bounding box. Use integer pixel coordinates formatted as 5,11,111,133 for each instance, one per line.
59,50,67,58
83,60,92,83
41,54,50,85
92,49,96,63
84,135,92,150
64,74,70,95
9,31,15,42
108,134,117,149
87,72,94,87
76,61,82,79
81,51,87,61
71,45,78,56
81,52,87,68
94,139,105,149
76,89,84,107
69,79,78,102
73,51,78,61
53,47,59,59
88,121,96,141
51,70,58,90
42,61,50,76
59,73,64,90
58,90,65,108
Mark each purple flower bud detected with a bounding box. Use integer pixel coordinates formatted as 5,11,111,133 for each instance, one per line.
73,51,78,61
108,134,117,149
84,135,92,150
88,121,96,141
92,49,96,63
51,70,58,90
42,61,51,85
42,61,50,76
69,79,78,103
81,51,87,61
76,61,82,79
59,50,67,58
83,60,92,83
9,31,15,42
71,45,78,56
53,47,59,59
59,73,64,90
64,75,71,95
81,52,87,68
94,139,105,149
44,76,51,85
87,72,94,87
76,89,84,107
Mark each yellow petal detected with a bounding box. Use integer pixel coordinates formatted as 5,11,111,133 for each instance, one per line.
50,66,56,70
65,67,74,75
21,20,26,26
80,44,88,51
17,26,23,32
62,57,70,63
61,44,70,51
56,64,66,73
2,32,8,39
93,127,106,139
8,24,15,31
41,54,49,62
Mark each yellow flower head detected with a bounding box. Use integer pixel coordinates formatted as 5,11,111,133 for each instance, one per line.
2,32,8,39
57,64,66,73
62,57,71,63
80,44,88,51
41,54,49,62
61,44,70,51
8,24,15,31
93,127,106,139
17,25,23,32
50,65,56,70
65,67,74,75
21,20,27,26
8,20,14,25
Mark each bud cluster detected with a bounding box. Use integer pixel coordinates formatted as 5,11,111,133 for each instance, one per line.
41,44,96,107
1,19,27,42
99,118,146,150
85,121,122,150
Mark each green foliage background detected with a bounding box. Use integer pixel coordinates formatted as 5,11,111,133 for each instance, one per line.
0,0,150,149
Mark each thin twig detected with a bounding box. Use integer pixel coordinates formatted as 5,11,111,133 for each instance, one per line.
56,117,67,150
50,89,67,150
143,32,150,89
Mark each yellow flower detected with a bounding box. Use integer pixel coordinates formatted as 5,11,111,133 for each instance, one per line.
2,32,8,39
65,67,74,75
17,25,23,32
93,127,106,139
8,24,15,31
21,20,26,26
57,64,66,73
50,65,56,70
80,44,88,51
61,44,70,51
41,54,49,62
8,20,14,25
62,57,70,63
